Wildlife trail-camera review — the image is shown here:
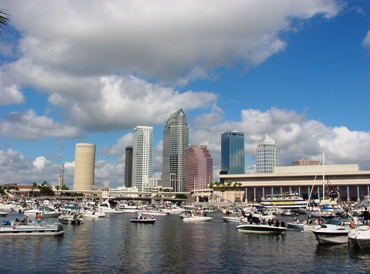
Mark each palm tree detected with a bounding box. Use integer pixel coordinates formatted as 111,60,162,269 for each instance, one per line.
0,9,9,34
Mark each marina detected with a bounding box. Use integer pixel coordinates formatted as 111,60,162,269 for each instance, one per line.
1,208,370,273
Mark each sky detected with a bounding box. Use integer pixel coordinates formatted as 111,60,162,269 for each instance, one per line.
0,0,369,189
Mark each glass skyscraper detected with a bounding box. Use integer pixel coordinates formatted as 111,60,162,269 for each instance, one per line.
133,126,153,191
221,131,245,174
124,146,133,188
256,134,278,173
161,109,189,192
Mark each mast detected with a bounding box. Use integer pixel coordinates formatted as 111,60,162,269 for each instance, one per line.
322,151,325,199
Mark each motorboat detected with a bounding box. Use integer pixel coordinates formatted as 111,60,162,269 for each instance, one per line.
58,206,83,225
97,199,124,215
0,211,9,217
236,223,286,234
117,203,141,213
286,222,304,230
80,209,105,218
222,216,243,223
348,225,370,249
130,213,156,224
312,218,350,244
24,206,61,218
0,220,64,237
182,215,213,223
0,203,23,213
135,207,169,216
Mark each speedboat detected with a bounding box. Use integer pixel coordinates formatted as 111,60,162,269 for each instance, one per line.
24,206,61,218
182,215,213,223
0,220,64,237
236,223,286,234
58,206,83,225
80,209,106,218
348,225,370,249
97,199,124,215
131,213,156,224
222,216,244,223
287,222,304,230
0,211,9,217
312,218,350,245
135,207,169,216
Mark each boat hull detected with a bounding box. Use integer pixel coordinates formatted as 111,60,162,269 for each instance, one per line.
348,226,370,249
130,219,156,224
236,224,286,234
183,216,213,223
313,231,349,244
0,223,64,237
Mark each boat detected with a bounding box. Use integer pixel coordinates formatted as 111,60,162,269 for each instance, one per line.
0,220,64,237
97,199,124,215
222,216,244,223
130,213,156,224
312,218,350,245
117,203,141,213
58,206,84,225
135,207,170,216
24,205,61,218
286,222,304,230
182,215,213,223
348,225,370,249
0,211,9,217
236,223,286,234
260,192,307,209
80,209,106,218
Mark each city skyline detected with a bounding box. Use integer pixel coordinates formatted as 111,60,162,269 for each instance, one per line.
0,1,369,189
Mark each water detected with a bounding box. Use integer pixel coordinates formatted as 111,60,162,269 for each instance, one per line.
1,212,370,273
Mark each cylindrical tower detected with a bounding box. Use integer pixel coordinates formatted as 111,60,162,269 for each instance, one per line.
73,143,96,190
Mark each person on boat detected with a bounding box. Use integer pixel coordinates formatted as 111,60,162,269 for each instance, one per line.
36,212,42,224
280,220,286,227
22,214,28,224
275,219,280,227
268,219,273,226
295,218,299,224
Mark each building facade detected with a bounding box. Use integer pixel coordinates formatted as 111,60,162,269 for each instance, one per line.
132,126,153,192
256,134,278,173
220,131,245,175
161,109,189,192
184,145,213,192
124,146,133,188
73,143,96,190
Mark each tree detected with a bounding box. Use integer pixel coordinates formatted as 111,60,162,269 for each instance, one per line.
0,9,9,34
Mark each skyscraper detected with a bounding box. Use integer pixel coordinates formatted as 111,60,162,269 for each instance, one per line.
73,143,96,190
133,126,153,191
161,109,189,192
184,145,213,192
124,146,133,188
256,134,278,173
220,131,245,175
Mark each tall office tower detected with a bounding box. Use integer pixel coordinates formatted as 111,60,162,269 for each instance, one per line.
256,134,278,173
220,131,245,175
161,109,189,192
132,126,153,192
58,164,64,189
124,146,133,188
73,143,96,190
184,145,213,192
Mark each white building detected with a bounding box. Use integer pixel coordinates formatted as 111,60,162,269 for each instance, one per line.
133,126,153,191
256,134,278,173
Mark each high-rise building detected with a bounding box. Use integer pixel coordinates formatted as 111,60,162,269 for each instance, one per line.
124,146,133,188
256,134,278,173
161,109,189,192
184,145,213,192
133,126,153,191
220,131,245,175
73,143,96,190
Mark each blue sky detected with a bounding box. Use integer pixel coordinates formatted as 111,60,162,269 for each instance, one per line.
0,0,369,189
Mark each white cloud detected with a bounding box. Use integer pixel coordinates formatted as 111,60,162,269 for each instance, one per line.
0,109,84,140
363,29,370,48
33,156,48,170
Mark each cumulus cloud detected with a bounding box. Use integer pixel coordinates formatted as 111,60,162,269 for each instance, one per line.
0,109,84,140
33,156,48,170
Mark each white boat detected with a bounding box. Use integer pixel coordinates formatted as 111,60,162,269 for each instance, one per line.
0,211,9,217
236,223,286,234
182,215,213,223
222,216,243,223
24,206,61,218
287,222,305,230
117,203,141,213
260,192,307,209
0,220,64,237
348,225,370,249
131,213,156,224
58,206,83,225
80,209,105,218
161,206,187,215
0,203,23,213
97,200,124,215
312,219,350,244
135,208,169,216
